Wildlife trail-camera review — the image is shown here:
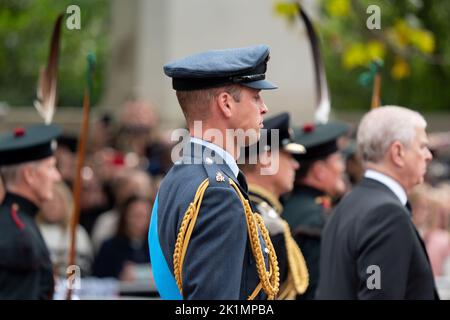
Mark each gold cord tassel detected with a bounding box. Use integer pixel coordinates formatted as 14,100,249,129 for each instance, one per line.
277,221,309,299
229,180,280,300
173,179,209,295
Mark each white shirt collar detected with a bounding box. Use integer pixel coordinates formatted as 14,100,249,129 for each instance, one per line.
190,137,239,178
364,169,408,206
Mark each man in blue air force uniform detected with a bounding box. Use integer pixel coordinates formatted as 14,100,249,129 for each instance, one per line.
149,45,281,299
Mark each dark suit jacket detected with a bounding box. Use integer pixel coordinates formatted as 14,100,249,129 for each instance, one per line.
317,178,438,300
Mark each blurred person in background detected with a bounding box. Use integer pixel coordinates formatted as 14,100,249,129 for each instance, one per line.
283,121,349,299
0,175,4,202
89,113,115,154
78,162,111,236
55,134,78,188
37,181,94,277
318,106,438,300
240,112,309,299
411,184,450,277
93,195,151,281
91,168,154,252
115,99,173,178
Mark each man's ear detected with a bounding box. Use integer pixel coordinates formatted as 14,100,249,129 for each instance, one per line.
216,91,233,119
390,141,405,168
22,164,36,186
311,161,325,181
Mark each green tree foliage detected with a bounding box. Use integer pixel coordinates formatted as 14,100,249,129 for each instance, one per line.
0,0,109,107
275,0,450,112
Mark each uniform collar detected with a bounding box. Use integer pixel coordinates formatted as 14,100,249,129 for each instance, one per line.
190,137,239,178
2,192,39,217
248,184,283,214
292,184,325,198
364,169,407,206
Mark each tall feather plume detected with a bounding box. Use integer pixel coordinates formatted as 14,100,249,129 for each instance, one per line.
297,3,331,124
33,14,64,124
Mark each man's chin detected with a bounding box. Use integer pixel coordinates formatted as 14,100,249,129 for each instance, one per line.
245,131,260,146
41,193,54,203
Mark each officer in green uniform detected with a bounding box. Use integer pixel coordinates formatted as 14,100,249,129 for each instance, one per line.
240,112,309,299
0,124,61,299
283,121,348,299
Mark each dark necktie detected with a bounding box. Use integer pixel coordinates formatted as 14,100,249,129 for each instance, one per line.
237,170,248,193
405,201,412,216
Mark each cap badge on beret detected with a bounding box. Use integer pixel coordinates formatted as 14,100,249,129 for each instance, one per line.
303,123,315,133
0,124,61,166
14,127,26,138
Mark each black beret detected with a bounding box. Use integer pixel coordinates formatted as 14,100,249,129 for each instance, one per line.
293,121,349,161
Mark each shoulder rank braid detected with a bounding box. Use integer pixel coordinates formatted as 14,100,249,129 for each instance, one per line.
249,184,309,299
173,178,280,299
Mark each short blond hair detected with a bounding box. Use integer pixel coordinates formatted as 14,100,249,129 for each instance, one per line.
176,85,242,123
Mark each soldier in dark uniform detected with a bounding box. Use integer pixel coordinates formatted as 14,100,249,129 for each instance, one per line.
240,112,309,299
283,121,349,299
0,124,61,299
149,45,281,299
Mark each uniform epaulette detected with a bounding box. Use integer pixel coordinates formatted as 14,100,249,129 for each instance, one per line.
200,156,231,188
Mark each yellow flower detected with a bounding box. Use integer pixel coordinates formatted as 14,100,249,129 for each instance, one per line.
366,41,386,61
393,19,410,47
274,2,299,20
391,57,410,80
410,29,435,54
392,19,435,54
342,41,385,69
342,43,367,69
326,0,350,17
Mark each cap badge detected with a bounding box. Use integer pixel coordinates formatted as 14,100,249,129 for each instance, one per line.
216,171,225,182
303,123,315,133
14,127,26,138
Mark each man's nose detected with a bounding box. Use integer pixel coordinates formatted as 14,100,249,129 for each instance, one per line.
426,148,433,162
292,158,300,170
54,170,62,182
260,102,268,114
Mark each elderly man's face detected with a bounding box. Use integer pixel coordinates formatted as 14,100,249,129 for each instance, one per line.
29,156,62,204
403,127,432,190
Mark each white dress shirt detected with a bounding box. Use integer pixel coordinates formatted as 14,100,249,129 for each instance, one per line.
190,137,239,178
364,169,408,206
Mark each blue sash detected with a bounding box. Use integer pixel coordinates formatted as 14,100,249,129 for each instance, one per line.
149,194,182,299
